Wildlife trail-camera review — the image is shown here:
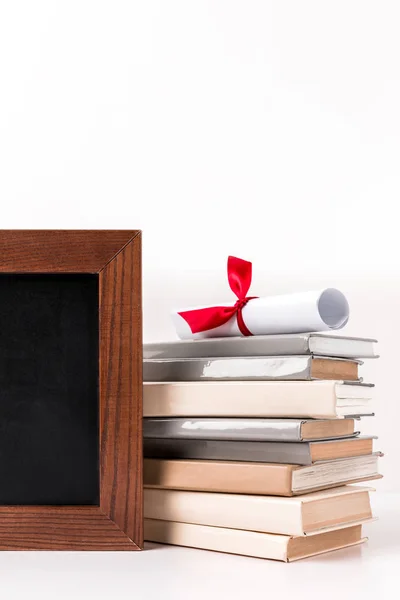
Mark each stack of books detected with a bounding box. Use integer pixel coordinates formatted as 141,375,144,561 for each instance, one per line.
143,333,381,562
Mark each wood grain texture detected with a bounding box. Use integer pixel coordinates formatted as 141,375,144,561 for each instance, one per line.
0,230,143,550
0,507,138,550
99,233,143,548
0,230,138,273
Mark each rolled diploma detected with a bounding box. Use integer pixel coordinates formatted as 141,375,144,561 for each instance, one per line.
171,288,349,340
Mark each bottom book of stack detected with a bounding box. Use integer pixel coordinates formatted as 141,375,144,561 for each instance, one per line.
144,485,375,562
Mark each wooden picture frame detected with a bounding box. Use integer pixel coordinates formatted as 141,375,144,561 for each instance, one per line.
0,230,143,550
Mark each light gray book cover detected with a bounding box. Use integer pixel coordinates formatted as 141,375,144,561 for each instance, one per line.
143,355,362,382
143,436,373,466
143,418,360,442
144,333,378,360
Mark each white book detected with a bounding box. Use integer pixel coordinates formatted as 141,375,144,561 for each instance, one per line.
143,355,362,382
144,333,378,359
144,485,374,536
145,520,368,562
143,380,373,419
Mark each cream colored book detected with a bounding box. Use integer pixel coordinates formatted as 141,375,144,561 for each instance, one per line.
144,381,373,418
144,485,373,536
145,520,368,562
144,454,382,496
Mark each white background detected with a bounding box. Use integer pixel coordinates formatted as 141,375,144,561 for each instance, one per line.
0,2,398,591
2,0,396,489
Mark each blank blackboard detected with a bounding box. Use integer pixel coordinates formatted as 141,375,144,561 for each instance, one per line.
0,274,99,505
0,230,142,550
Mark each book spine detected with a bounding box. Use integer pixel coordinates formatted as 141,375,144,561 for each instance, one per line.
143,439,313,465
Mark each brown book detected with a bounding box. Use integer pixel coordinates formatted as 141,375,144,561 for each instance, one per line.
144,454,382,496
145,520,368,562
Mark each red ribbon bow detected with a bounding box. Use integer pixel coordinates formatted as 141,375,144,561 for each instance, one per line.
178,256,258,336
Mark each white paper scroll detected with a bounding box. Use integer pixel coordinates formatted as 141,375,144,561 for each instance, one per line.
172,288,350,340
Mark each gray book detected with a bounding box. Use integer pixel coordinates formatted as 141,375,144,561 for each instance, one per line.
143,355,361,382
143,436,375,466
143,418,359,442
144,333,378,360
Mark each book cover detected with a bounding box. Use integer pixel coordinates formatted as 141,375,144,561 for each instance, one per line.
144,485,374,536
144,333,377,360
144,520,368,562
143,355,361,382
143,436,374,466
143,417,358,442
144,381,374,419
144,455,382,495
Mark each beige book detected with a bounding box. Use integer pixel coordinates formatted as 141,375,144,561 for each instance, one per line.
144,485,373,536
144,381,373,418
145,520,367,562
144,454,382,496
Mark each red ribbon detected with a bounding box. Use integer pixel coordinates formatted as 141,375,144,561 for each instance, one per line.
178,256,258,336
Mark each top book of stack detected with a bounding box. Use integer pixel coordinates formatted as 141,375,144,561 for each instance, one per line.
144,333,378,360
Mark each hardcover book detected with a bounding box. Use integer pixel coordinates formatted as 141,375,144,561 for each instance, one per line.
143,417,358,442
143,436,375,466
144,333,378,360
143,356,361,382
144,454,382,495
145,520,368,562
144,485,374,536
144,381,374,419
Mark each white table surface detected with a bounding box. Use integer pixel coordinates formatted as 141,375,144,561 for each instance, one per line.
0,493,397,600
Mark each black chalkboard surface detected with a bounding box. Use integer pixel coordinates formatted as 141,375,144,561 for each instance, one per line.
0,274,98,505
